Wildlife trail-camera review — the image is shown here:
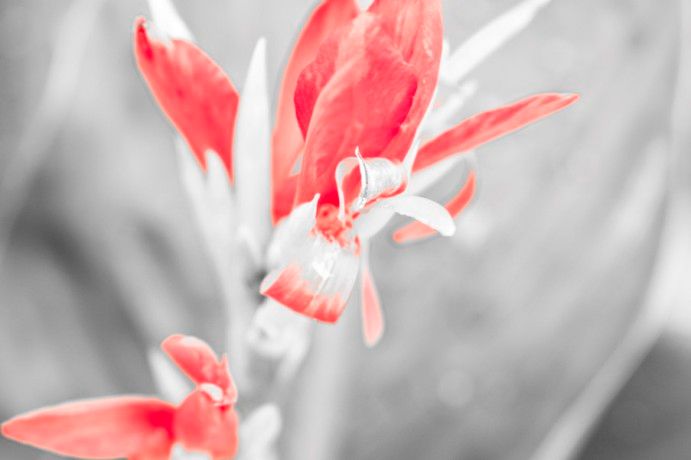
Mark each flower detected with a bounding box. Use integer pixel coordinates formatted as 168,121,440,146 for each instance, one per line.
133,0,578,347
1,335,239,459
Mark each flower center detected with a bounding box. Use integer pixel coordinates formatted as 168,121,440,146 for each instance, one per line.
315,204,354,247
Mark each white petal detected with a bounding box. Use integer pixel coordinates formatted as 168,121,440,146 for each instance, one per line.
202,150,236,268
353,206,395,239
377,195,456,237
234,38,272,251
147,0,194,42
177,140,236,280
176,137,206,215
205,149,234,216
335,148,407,217
402,138,421,177
266,195,319,269
441,0,554,85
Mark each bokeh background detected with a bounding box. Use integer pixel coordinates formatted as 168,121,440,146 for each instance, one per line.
1,0,690,459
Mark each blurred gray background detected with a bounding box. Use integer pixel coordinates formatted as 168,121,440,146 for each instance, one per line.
1,0,690,459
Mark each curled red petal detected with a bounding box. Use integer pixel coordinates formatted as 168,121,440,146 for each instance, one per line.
161,334,236,401
272,0,359,223
295,14,418,206
1,397,174,459
414,93,579,172
393,171,476,243
368,0,444,162
174,390,239,460
134,17,239,179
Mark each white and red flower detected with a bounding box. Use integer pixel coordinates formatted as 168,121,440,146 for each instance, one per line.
134,0,577,347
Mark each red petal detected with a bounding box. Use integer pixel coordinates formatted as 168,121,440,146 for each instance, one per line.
295,14,417,206
368,0,444,162
161,335,236,401
262,263,352,323
1,397,174,459
394,171,476,243
174,390,239,460
414,93,579,172
294,34,340,139
134,18,239,180
272,174,299,224
272,0,359,223
361,260,384,347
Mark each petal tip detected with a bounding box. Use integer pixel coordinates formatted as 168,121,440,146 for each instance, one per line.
1,419,16,440
364,332,383,348
161,333,185,351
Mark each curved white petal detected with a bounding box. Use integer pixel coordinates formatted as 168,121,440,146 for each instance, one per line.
402,138,421,177
353,206,395,239
235,38,272,251
177,136,206,211
441,0,554,85
177,139,236,294
266,195,319,269
177,141,235,262
377,195,456,237
147,0,194,42
335,149,407,218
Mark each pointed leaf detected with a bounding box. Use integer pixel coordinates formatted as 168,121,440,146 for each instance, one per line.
1,397,174,459
414,93,579,172
442,0,554,85
134,18,239,179
147,0,193,41
235,38,272,248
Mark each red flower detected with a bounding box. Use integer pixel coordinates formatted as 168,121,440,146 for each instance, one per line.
1,335,239,459
132,0,578,345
